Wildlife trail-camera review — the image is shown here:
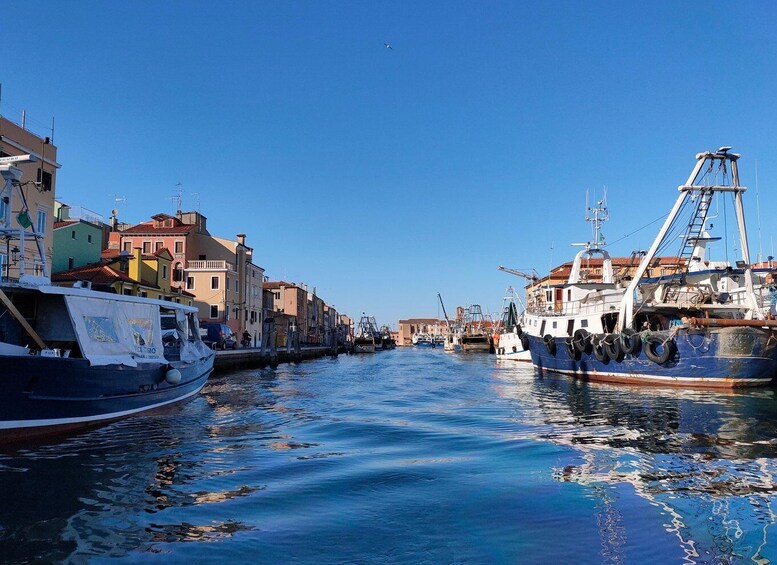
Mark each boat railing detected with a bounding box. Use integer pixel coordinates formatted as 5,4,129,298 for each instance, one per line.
527,292,625,317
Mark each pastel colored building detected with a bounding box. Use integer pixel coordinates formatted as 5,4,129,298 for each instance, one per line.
0,116,60,277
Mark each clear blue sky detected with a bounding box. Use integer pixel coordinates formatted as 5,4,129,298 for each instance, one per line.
4,1,777,326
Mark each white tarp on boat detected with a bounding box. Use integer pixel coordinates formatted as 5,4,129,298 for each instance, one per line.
174,309,212,363
65,295,166,367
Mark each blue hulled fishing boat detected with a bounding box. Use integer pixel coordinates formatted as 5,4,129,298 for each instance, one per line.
522,148,777,387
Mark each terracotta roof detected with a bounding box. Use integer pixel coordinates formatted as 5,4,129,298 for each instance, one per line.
53,220,78,229
120,223,197,235
52,263,137,285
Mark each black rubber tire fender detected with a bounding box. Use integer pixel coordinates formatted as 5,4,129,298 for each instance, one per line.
592,334,609,363
520,333,530,351
603,334,624,362
644,335,676,364
565,337,580,360
619,328,641,356
572,329,592,355
543,334,556,355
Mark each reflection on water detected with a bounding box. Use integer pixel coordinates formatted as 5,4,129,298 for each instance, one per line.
495,364,777,564
1,351,777,562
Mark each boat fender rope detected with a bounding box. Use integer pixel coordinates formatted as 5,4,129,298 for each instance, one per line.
619,328,641,356
592,334,609,363
543,334,556,355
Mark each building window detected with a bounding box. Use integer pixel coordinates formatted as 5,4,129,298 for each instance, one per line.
119,261,127,272
211,276,219,289
187,276,194,289
68,257,74,269
87,234,93,244
274,292,280,300
71,230,76,239
173,264,183,282
124,289,132,296
162,265,168,280
210,305,218,318
235,281,239,293
123,241,132,252
37,210,47,234
0,198,6,221
37,168,52,192
140,291,147,298
155,241,163,252
142,241,151,254
174,241,183,254
226,277,230,291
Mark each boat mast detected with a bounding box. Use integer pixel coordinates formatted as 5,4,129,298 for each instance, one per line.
617,148,760,330
437,293,451,329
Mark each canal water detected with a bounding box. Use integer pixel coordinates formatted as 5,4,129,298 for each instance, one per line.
3,348,777,563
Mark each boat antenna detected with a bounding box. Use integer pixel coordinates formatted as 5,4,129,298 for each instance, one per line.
756,160,763,264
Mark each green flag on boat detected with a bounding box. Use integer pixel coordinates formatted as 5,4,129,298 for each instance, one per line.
16,211,32,229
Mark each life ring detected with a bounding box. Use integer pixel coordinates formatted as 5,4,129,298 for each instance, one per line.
573,329,592,355
592,334,609,362
619,328,641,356
603,334,624,362
543,334,556,355
520,333,530,351
644,335,676,364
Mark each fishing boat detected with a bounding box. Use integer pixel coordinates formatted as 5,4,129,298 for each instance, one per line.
524,148,777,388
495,286,531,362
353,315,377,353
379,325,396,350
436,293,461,351
0,158,215,441
460,305,492,352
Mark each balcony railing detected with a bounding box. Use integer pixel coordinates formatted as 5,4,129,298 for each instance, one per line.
187,260,234,271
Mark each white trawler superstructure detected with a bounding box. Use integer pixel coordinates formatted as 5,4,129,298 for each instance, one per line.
522,148,777,387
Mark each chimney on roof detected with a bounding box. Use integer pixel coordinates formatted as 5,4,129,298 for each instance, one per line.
237,233,246,246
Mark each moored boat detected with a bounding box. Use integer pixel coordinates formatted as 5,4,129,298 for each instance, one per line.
495,286,531,362
460,305,492,352
524,148,777,388
0,158,215,441
353,315,377,353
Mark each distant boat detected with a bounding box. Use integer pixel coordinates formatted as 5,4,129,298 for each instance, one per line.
460,305,492,352
412,333,433,347
495,287,531,362
353,315,378,353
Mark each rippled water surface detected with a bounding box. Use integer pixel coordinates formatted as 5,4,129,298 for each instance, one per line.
4,348,777,563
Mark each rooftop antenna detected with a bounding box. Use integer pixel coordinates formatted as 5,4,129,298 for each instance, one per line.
170,182,183,214
191,191,200,212
114,194,126,209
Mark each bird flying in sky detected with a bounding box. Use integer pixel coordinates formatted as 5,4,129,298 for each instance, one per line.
384,43,393,50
